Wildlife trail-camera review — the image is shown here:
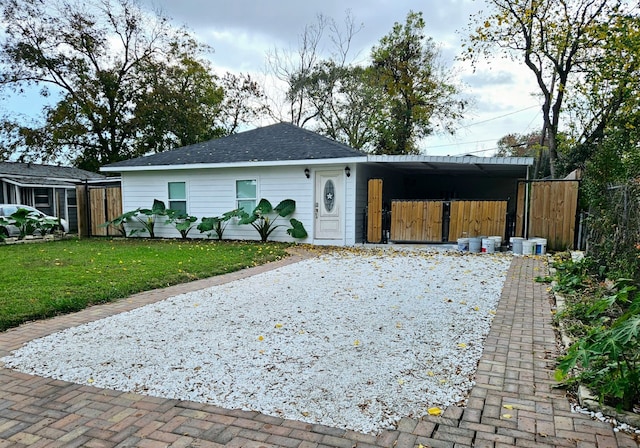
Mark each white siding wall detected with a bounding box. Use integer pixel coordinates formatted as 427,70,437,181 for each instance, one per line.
119,163,362,245
120,166,315,243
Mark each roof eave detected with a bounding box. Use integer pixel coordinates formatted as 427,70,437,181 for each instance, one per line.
101,157,369,173
366,155,535,166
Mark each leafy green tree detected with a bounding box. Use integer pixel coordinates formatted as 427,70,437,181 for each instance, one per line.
370,11,464,155
464,0,622,178
563,12,640,178
0,0,228,171
299,62,381,150
133,39,225,155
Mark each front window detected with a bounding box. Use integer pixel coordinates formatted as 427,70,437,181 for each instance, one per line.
168,182,187,214
236,180,257,214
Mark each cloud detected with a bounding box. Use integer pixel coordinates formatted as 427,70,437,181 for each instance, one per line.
462,70,515,88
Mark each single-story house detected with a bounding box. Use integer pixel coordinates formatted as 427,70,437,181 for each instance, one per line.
0,162,110,232
101,123,534,246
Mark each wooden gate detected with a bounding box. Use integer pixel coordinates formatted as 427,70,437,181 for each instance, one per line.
76,185,122,237
367,179,383,243
448,201,507,241
390,199,507,243
516,180,579,250
390,200,443,242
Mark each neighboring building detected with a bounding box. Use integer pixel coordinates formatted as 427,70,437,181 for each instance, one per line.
102,123,534,246
0,162,109,232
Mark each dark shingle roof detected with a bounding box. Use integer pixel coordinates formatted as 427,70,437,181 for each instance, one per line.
103,123,366,169
0,162,106,181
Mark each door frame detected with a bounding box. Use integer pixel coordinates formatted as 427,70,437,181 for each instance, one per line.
314,170,345,242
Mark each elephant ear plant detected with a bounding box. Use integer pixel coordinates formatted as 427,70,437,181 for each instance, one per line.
103,199,167,238
238,198,307,242
197,208,244,240
165,210,197,240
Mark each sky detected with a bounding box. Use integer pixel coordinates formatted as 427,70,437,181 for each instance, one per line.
3,0,544,157
138,0,543,157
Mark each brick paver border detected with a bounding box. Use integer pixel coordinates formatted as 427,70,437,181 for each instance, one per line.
0,251,638,447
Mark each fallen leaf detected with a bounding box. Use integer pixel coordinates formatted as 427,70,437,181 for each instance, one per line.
502,413,512,419
427,407,442,416
274,323,283,328
473,306,480,311
503,404,514,410
427,370,435,377
257,335,264,341
353,339,360,347
87,378,94,384
457,343,467,349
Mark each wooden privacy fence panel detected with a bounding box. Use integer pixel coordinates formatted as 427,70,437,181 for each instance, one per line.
367,179,383,243
448,201,507,241
76,185,122,237
90,187,122,236
390,200,443,242
528,180,579,250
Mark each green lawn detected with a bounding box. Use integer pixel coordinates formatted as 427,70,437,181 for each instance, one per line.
0,238,290,332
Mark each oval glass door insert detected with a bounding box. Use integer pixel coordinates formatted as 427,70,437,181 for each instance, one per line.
324,180,335,212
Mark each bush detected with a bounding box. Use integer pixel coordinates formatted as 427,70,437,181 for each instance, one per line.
553,255,640,411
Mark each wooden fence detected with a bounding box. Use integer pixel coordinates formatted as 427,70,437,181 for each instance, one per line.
516,180,579,250
390,200,444,242
76,184,123,237
448,200,507,241
367,178,383,243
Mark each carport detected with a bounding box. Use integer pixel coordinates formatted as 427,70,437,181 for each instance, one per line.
356,155,534,244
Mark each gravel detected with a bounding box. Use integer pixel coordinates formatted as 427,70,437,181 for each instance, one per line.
1,246,512,434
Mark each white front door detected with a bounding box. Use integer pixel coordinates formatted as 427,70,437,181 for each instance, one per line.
315,171,343,240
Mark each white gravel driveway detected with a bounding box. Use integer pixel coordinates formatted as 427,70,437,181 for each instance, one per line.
2,246,512,434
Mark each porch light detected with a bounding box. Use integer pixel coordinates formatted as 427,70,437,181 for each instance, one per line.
304,168,310,178
345,166,351,177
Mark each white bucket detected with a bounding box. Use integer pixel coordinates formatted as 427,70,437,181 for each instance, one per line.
522,239,536,255
511,237,525,255
490,236,502,250
457,238,469,251
481,238,495,254
534,238,547,255
469,238,482,253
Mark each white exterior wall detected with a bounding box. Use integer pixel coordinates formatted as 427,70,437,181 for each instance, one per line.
119,163,358,245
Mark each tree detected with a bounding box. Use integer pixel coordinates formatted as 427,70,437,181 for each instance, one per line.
370,11,464,155
0,0,224,171
218,72,270,135
563,12,640,176
495,131,552,178
464,0,621,178
300,62,381,150
133,38,225,155
266,12,364,129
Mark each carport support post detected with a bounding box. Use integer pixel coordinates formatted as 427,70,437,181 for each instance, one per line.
524,166,530,239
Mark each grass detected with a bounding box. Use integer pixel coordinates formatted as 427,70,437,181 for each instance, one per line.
0,238,290,332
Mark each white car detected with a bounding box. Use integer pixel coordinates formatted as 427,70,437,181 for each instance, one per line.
0,204,69,237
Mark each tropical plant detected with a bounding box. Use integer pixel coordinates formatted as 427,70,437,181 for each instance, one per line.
238,199,307,242
104,199,167,238
197,209,244,240
99,209,138,236
164,210,198,240
7,208,39,239
552,255,640,411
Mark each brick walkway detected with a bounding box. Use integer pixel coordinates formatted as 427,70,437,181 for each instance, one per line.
0,253,638,447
